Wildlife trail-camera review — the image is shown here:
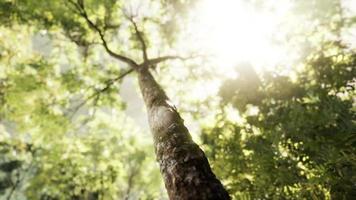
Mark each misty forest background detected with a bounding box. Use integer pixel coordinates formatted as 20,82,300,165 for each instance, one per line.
0,0,355,199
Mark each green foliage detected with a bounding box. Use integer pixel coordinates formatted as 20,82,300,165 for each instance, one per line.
201,1,356,199
203,41,356,200
0,0,186,198
0,131,162,199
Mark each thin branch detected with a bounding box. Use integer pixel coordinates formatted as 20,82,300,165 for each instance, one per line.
65,0,83,16
147,54,201,66
6,171,20,200
67,68,134,119
67,0,138,68
6,155,35,200
67,0,200,71
67,0,83,14
125,13,148,62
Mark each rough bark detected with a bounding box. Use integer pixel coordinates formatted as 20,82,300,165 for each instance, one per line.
137,68,230,200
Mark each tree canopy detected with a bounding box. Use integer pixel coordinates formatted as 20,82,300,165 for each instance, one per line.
0,0,355,199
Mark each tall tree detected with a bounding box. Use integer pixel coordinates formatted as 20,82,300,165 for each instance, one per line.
69,1,230,199
0,0,230,199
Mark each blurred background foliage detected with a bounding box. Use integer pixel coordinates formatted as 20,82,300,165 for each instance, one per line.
0,23,164,198
0,0,355,199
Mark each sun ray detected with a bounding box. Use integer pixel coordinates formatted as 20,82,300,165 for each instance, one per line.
183,0,293,75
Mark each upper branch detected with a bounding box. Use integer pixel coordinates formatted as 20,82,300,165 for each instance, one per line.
67,0,138,68
67,0,199,70
147,55,200,66
125,14,149,63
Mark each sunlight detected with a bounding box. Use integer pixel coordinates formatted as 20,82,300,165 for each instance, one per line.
187,0,292,74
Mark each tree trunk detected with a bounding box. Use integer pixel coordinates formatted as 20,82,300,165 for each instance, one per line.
137,68,230,200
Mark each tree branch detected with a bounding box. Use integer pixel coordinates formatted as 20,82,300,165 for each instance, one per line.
67,68,134,119
147,55,200,66
125,14,149,62
67,0,199,70
6,153,35,200
6,171,20,200
67,0,138,68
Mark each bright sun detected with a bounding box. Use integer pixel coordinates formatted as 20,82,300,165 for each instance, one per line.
185,0,292,74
